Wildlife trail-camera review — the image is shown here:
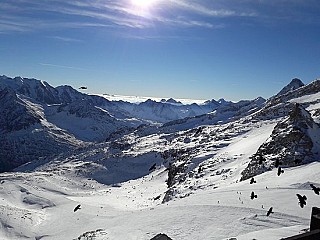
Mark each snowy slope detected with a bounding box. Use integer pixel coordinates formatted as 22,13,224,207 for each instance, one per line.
0,88,84,171
1,159,319,239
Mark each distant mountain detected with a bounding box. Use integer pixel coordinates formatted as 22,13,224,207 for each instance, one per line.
0,76,60,104
266,79,320,109
275,78,305,97
158,97,265,133
119,98,227,124
0,75,246,172
161,98,183,105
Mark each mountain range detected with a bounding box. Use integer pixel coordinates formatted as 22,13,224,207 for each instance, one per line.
0,75,264,171
1,75,320,239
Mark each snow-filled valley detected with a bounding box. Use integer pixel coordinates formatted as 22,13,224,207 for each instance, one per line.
1,76,320,239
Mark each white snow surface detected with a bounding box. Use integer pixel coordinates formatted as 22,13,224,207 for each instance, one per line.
0,163,319,240
1,121,319,240
289,92,320,105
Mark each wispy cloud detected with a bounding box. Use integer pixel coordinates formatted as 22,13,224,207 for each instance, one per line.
48,36,83,43
169,0,239,17
0,0,319,34
120,32,205,41
0,0,251,33
40,63,87,71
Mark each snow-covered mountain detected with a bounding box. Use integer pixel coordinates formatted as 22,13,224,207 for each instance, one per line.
274,78,305,97
101,96,231,124
1,76,320,239
0,76,146,171
0,75,264,171
0,86,83,172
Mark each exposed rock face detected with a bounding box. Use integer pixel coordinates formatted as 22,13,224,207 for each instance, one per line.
266,80,320,109
0,88,41,133
275,78,305,97
241,103,320,181
161,149,191,203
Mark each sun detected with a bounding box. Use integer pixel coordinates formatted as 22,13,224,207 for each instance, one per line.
131,0,158,9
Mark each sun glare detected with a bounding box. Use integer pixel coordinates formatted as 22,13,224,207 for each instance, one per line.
131,0,158,9
130,0,160,17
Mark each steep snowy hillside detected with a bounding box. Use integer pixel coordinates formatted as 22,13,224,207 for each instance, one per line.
0,76,144,171
18,114,277,203
0,87,41,133
240,79,320,180
0,88,83,172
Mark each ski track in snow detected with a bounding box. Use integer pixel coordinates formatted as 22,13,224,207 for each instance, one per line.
0,159,319,239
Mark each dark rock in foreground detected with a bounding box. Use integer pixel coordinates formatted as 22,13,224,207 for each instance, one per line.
150,233,173,240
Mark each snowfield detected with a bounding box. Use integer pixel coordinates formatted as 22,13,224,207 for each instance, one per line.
0,122,319,240
0,162,319,239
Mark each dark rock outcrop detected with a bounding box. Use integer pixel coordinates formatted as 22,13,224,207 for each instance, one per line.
241,103,320,180
150,233,173,240
275,78,305,97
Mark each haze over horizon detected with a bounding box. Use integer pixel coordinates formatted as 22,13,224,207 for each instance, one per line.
1,0,320,101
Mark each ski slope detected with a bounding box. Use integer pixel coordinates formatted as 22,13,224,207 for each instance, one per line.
0,160,319,239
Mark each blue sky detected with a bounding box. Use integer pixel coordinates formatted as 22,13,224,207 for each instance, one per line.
1,0,320,101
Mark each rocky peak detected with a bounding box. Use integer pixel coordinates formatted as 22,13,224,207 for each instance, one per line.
275,78,304,97
241,103,320,181
164,98,182,105
56,85,86,103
